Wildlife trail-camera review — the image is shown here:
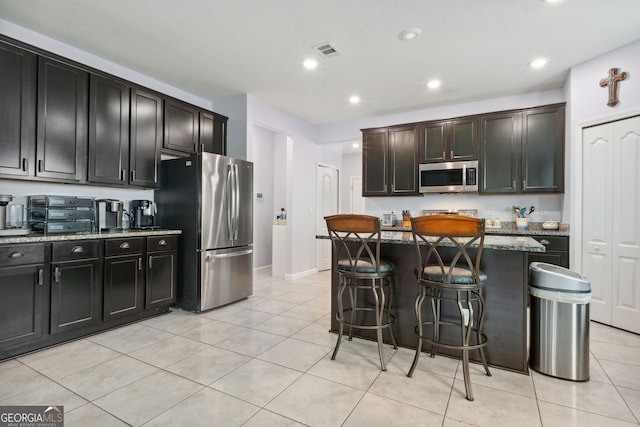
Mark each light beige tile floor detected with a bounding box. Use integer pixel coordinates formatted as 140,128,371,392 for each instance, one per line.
1,268,639,426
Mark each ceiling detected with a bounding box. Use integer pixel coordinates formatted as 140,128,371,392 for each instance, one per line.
2,0,640,125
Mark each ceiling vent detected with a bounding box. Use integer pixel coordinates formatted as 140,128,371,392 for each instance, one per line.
313,43,340,58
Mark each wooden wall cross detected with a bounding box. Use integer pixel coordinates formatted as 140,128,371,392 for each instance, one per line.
599,67,627,107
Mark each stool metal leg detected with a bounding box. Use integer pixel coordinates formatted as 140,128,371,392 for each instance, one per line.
386,277,398,349
371,277,387,371
408,285,427,377
348,284,357,341
332,276,347,361
458,292,474,401
477,290,491,376
430,292,441,358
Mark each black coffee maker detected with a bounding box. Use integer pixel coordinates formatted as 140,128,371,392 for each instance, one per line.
131,200,156,229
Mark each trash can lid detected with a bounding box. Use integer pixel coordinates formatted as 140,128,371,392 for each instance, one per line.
529,262,591,293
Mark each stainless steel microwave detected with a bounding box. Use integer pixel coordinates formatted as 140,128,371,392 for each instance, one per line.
419,160,478,193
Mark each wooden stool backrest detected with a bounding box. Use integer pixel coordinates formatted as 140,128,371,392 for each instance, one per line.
411,215,486,286
325,214,382,275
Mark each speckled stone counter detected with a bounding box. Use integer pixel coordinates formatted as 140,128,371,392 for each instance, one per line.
317,232,544,252
0,229,182,245
320,231,542,374
382,221,570,237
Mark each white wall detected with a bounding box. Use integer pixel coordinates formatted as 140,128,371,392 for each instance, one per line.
252,126,276,269
566,38,640,272
0,19,212,109
318,90,565,144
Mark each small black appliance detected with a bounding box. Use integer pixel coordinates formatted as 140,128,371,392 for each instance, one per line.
131,200,157,229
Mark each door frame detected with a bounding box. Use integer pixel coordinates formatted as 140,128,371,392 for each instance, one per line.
316,163,339,271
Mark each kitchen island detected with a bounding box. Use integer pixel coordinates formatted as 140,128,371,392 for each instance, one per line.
318,232,544,374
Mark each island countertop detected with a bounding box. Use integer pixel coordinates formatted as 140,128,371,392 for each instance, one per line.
317,232,545,252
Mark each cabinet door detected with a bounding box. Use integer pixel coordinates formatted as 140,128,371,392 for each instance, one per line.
0,42,36,178
130,88,162,188
200,111,227,154
164,99,199,153
521,106,564,193
104,254,144,320
389,126,418,194
146,251,176,309
362,129,389,196
0,264,45,348
450,117,478,161
36,57,87,182
88,75,130,185
50,258,101,334
480,112,520,193
418,121,447,163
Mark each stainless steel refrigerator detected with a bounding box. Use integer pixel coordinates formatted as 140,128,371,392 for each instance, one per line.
155,152,253,312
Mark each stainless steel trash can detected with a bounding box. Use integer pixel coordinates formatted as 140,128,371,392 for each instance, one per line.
529,262,591,381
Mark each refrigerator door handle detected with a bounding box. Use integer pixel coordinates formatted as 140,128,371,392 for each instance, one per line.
205,248,253,260
233,163,240,240
226,164,234,241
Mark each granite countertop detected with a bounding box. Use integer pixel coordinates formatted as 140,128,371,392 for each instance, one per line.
317,232,545,252
381,221,569,237
0,229,182,245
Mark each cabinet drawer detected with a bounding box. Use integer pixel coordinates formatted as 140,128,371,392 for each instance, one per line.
531,236,568,252
52,240,100,261
105,237,144,256
147,235,177,252
0,244,45,267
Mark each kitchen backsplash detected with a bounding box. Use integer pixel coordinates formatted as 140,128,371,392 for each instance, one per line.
363,193,564,223
0,180,154,212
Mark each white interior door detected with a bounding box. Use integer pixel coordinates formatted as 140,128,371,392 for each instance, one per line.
350,176,365,213
316,165,339,271
582,115,640,333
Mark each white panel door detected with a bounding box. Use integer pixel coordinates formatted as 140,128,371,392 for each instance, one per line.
611,116,640,332
316,165,339,271
582,125,614,323
582,115,640,333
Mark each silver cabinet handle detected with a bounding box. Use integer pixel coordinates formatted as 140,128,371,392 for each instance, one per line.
54,266,61,283
9,252,24,258
38,268,44,286
22,158,27,172
158,239,166,246
540,239,550,246
450,150,454,159
38,159,43,172
71,245,85,254
522,180,526,189
138,257,142,271
119,242,130,249
148,255,153,269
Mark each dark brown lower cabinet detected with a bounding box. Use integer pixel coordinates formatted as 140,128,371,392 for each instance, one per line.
50,241,102,335
146,236,177,309
0,244,47,350
103,237,145,321
527,235,569,268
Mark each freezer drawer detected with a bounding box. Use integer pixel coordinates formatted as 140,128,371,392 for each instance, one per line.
200,246,253,311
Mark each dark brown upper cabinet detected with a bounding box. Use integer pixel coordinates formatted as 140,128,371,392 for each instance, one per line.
130,88,162,188
164,98,199,153
0,41,36,178
200,111,227,154
88,74,130,186
362,125,419,196
521,106,565,193
479,111,521,193
36,57,88,182
418,117,478,163
480,104,565,194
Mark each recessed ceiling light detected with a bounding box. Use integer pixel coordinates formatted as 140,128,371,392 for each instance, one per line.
303,58,318,69
427,80,441,89
399,28,422,41
530,58,548,69
352,143,360,148
545,0,562,3
349,95,361,104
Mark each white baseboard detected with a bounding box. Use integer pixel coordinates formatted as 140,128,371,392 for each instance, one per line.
285,268,318,280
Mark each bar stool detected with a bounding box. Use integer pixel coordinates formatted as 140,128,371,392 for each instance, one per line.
407,214,491,401
325,214,397,371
